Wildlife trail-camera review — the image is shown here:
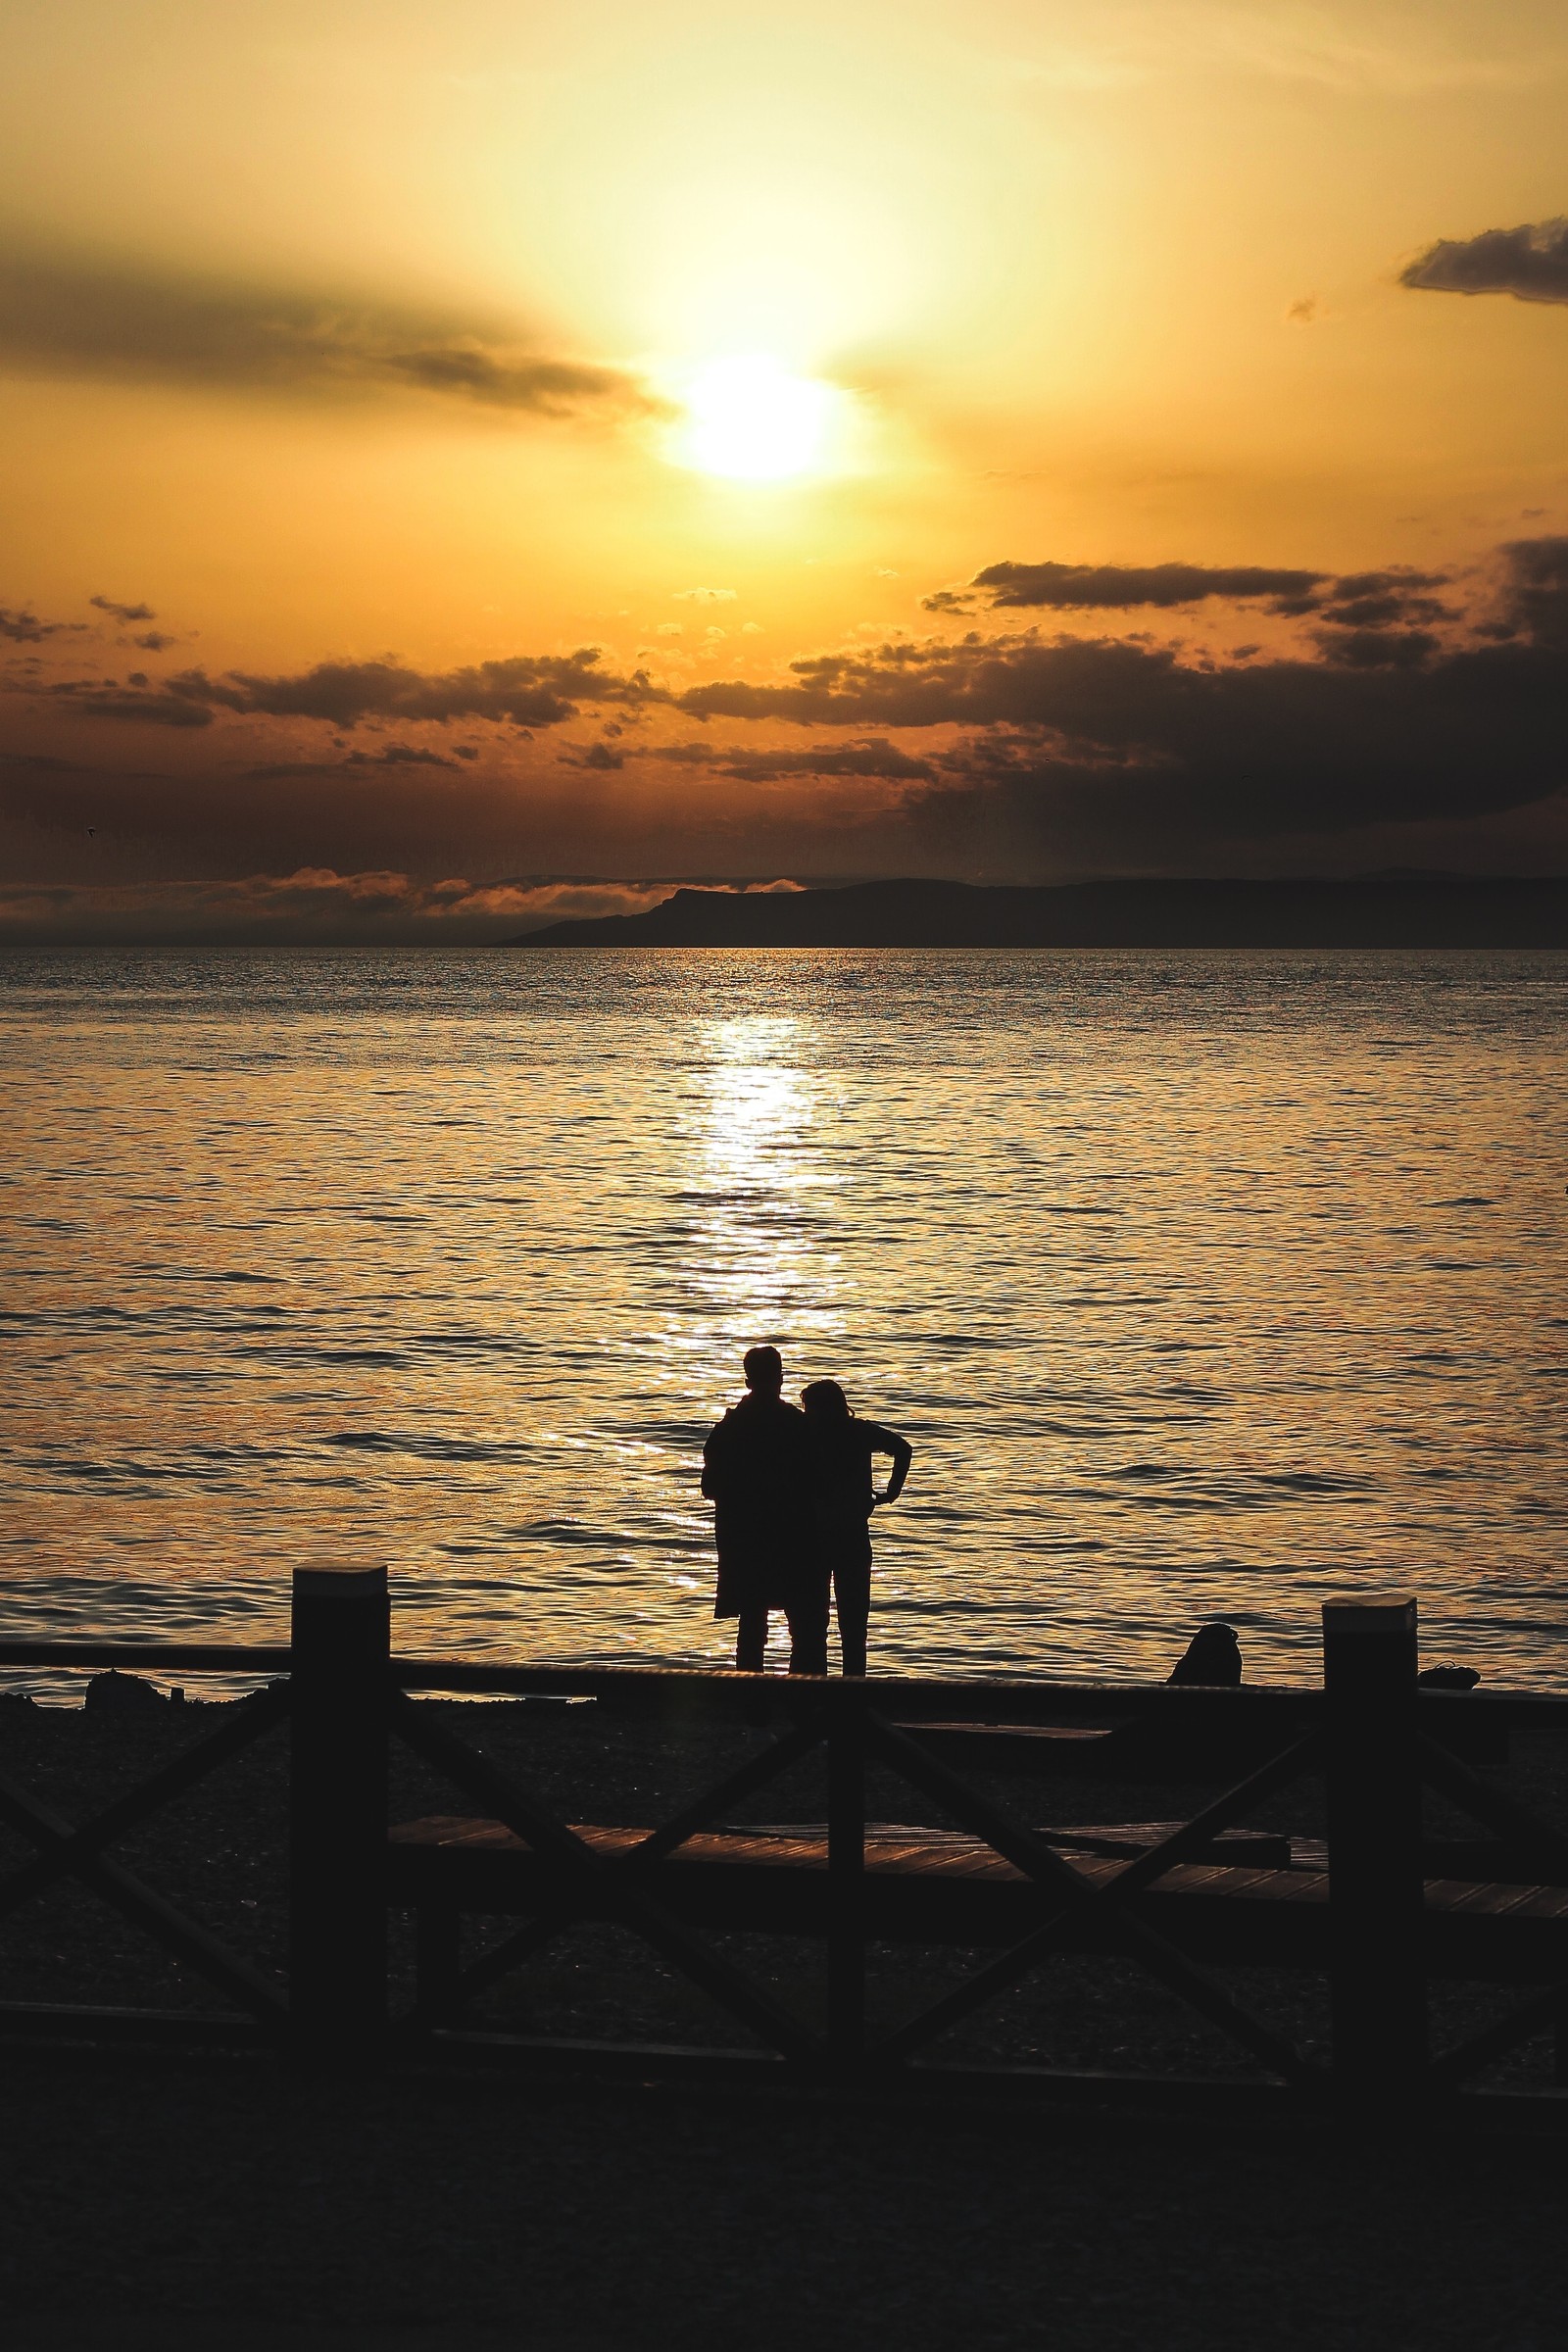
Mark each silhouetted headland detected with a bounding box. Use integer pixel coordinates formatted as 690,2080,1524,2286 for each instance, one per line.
510,874,1568,950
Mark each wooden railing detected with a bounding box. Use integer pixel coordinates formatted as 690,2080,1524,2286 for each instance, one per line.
1,1574,1566,2123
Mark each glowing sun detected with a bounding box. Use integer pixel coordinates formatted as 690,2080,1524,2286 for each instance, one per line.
675,354,837,481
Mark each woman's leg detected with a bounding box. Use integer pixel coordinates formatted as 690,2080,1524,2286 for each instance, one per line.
735,1604,769,1671
833,1558,870,1678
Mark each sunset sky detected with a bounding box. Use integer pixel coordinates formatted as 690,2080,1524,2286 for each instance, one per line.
3,0,1566,938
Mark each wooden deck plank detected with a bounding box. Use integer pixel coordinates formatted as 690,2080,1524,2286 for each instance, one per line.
385,1815,1568,1984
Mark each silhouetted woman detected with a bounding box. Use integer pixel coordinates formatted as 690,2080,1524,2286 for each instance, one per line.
800,1380,911,1677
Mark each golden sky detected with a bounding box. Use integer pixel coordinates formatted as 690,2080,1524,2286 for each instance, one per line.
2,0,1567,934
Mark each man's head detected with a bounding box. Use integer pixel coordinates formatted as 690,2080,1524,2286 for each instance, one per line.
742,1345,783,1396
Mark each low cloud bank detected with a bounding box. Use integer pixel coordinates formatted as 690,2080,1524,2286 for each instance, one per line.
0,870,806,946
0,871,670,945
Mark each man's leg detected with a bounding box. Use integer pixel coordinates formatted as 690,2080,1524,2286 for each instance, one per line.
785,1577,830,1676
735,1604,768,1672
834,1559,870,1678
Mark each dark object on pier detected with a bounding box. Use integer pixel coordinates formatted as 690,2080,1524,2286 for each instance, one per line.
83,1670,166,1719
1419,1665,1482,1690
1168,1623,1243,1686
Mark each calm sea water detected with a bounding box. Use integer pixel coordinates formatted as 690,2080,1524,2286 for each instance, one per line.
2,949,1565,1695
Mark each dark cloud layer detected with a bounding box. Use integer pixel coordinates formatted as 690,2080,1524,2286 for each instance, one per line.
928,559,1451,625
652,737,933,782
51,679,214,727
0,244,657,419
681,539,1568,857
944,561,1327,612
8,539,1568,891
123,649,659,731
1401,218,1568,305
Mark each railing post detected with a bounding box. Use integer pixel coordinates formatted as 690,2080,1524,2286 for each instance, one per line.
826,1678,866,2071
290,1562,389,2062
1323,1596,1425,2101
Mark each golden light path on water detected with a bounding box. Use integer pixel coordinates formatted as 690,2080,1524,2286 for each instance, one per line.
0,949,1565,1698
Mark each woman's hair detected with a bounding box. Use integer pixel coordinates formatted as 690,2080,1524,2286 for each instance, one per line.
801,1378,851,1419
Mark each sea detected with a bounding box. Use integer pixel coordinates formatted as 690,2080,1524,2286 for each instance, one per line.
2,948,1565,1698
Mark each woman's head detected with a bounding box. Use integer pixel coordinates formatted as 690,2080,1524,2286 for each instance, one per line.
801,1378,851,1422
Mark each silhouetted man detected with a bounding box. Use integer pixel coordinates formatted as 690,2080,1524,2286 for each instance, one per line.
702,1347,825,1673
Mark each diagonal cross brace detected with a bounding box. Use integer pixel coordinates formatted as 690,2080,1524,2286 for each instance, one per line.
863,1713,1314,2086
1413,1735,1568,2090
0,1682,291,1927
387,1691,823,2063
1427,1978,1568,2092
874,1731,1323,2069
399,1715,825,2033
1416,1736,1568,1880
0,1760,287,2027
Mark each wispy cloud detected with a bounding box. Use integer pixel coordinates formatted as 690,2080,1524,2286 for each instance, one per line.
0,243,661,421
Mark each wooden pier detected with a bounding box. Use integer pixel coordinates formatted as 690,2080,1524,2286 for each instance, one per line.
2,1577,1567,2123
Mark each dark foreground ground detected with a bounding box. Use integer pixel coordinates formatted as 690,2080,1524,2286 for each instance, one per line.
4,1688,1567,2348
4,2043,1568,2352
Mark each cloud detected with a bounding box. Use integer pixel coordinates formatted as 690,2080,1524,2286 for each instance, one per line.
164,648,659,729
0,868,684,945
941,560,1328,612
0,869,819,945
672,587,737,603
1310,569,1452,628
558,740,626,770
0,243,659,420
11,538,1568,890
243,742,461,779
652,736,935,782
677,538,1568,858
1501,535,1568,647
0,725,683,876
89,594,156,622
0,750,92,773
1400,219,1568,306
1,606,78,643
49,680,214,727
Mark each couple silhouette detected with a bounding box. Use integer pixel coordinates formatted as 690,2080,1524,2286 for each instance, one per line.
702,1346,912,1676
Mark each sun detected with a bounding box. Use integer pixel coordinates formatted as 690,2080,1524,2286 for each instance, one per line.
673,355,837,481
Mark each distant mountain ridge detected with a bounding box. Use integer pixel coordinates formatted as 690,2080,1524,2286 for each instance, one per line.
510,876,1568,950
